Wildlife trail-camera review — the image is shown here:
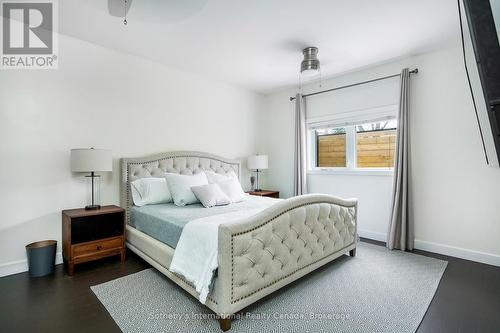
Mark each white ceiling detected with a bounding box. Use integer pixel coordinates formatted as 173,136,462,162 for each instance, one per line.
60,0,459,93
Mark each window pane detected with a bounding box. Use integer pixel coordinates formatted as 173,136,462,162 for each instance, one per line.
356,120,397,168
316,127,347,167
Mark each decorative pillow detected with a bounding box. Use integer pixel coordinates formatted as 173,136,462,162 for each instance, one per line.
205,170,237,184
130,177,172,207
217,178,247,203
191,183,231,208
165,172,208,206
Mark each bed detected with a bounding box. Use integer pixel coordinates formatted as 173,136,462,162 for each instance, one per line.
121,151,358,331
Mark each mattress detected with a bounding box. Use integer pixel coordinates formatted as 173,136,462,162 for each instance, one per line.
129,195,280,248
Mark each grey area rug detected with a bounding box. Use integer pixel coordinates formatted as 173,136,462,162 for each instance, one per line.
91,242,447,333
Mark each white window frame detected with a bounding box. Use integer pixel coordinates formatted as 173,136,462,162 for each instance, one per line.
307,105,398,176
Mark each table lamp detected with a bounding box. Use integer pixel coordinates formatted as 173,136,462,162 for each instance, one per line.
70,148,112,210
247,154,268,192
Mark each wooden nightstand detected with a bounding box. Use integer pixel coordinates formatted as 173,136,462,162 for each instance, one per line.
246,190,280,198
62,205,125,275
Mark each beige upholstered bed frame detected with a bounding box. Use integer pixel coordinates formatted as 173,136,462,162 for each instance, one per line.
121,151,358,331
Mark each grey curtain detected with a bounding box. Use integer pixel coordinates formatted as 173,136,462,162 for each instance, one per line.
294,93,307,196
387,68,414,251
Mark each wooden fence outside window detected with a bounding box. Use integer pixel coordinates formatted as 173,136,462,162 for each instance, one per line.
317,129,396,168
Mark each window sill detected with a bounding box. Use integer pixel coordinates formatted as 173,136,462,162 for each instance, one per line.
307,168,394,177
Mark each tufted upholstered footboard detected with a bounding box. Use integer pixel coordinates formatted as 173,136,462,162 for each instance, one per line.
214,194,357,320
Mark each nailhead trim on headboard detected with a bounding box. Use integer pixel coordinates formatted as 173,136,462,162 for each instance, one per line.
121,151,241,227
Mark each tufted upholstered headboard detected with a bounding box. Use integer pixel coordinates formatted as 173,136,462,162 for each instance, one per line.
121,151,241,223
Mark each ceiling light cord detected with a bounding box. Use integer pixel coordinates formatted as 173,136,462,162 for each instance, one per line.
123,0,128,25
298,71,302,92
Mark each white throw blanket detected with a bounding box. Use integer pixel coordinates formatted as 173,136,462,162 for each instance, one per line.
169,208,263,304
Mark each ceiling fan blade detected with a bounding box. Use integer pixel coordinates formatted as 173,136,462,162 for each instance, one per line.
108,0,132,17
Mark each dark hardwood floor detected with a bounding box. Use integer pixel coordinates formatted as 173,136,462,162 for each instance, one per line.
0,255,146,333
363,239,500,333
0,240,499,333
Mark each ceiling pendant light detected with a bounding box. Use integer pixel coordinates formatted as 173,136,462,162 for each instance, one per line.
300,47,320,77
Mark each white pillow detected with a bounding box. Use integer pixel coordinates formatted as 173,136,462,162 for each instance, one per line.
165,172,208,206
130,177,172,207
191,183,231,208
205,170,237,184
218,178,247,203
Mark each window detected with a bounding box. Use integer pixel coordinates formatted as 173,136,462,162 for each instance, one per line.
356,119,397,168
309,117,397,173
316,127,347,167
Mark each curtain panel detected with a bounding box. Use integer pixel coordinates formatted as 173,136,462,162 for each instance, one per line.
387,68,414,251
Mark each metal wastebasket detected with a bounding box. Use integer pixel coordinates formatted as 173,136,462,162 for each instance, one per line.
25,240,57,277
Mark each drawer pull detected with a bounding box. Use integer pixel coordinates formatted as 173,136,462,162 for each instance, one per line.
72,238,122,257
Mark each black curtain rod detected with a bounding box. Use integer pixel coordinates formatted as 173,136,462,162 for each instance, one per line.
289,68,418,101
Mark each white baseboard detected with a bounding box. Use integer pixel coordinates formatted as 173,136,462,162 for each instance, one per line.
357,228,500,267
0,252,63,277
413,239,500,267
357,228,387,242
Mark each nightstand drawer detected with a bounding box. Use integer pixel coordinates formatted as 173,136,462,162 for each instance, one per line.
72,237,122,258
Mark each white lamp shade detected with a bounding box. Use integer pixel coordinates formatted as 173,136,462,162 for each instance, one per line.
247,155,268,170
71,148,112,172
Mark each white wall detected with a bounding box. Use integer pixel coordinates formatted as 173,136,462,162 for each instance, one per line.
0,34,263,275
258,45,500,266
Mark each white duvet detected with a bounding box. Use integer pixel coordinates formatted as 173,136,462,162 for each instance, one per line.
169,208,267,304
